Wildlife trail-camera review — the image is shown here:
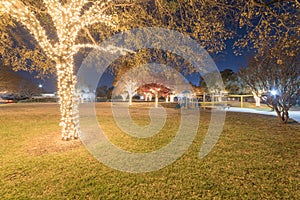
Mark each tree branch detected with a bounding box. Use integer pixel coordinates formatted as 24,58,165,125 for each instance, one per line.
73,43,135,55
83,27,97,45
80,0,116,29
0,0,55,58
43,0,64,28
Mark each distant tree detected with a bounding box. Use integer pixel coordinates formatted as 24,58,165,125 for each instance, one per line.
0,66,21,94
0,66,41,99
96,85,113,100
239,40,300,124
18,79,42,99
120,93,128,101
106,86,114,100
221,69,239,94
199,69,248,94
221,69,250,94
124,80,138,106
96,85,108,98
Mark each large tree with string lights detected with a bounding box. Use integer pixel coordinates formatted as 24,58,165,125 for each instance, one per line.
0,0,120,140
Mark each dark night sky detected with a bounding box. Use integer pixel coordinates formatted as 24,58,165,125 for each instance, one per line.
214,40,247,72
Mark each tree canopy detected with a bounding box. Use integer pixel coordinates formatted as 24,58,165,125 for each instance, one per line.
138,83,172,98
2,0,298,78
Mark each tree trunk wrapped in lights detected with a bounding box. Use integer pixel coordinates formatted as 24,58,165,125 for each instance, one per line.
0,0,116,140
56,59,80,140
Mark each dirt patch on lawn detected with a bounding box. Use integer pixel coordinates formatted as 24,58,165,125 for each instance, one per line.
26,132,83,156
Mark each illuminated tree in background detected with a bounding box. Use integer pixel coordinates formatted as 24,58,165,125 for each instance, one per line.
138,83,172,107
0,0,117,140
123,80,138,106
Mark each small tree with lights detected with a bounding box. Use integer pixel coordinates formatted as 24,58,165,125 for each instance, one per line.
123,80,138,106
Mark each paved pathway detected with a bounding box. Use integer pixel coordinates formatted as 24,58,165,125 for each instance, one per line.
226,107,300,123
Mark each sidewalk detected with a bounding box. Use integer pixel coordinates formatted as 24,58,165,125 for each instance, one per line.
226,107,300,123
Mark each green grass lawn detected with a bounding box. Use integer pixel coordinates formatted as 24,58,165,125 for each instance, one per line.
0,103,299,199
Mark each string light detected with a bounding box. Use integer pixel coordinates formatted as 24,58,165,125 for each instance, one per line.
0,0,116,140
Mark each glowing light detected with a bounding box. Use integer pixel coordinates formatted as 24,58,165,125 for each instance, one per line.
270,89,277,96
1,0,116,140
